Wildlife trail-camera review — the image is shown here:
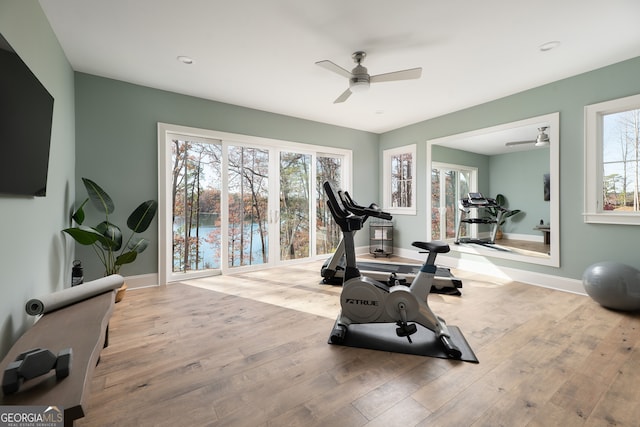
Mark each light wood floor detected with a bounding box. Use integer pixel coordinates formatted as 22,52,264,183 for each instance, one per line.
494,238,550,257
78,261,640,427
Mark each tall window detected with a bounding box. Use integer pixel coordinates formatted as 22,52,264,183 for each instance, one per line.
383,144,416,215
585,93,640,224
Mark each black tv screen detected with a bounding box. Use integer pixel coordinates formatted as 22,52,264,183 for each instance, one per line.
0,32,54,197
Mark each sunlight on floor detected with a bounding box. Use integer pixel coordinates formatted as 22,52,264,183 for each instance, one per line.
181,261,342,319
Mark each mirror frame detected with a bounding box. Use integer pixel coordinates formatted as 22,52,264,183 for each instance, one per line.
426,112,560,267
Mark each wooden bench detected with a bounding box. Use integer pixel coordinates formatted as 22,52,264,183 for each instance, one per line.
0,290,115,426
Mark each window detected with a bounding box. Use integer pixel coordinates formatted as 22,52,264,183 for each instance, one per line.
383,144,416,215
584,93,640,224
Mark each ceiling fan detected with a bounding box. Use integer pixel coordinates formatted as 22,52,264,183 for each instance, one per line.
505,127,550,147
315,51,422,104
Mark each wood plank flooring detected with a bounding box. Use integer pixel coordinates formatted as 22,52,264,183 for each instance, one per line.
77,260,640,427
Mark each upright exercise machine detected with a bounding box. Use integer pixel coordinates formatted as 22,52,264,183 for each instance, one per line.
320,190,462,294
323,182,475,360
455,192,506,245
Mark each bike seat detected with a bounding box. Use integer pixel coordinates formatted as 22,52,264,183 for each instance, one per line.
412,241,450,254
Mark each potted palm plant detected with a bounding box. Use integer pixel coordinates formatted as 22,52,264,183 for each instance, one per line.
484,194,522,239
63,178,158,301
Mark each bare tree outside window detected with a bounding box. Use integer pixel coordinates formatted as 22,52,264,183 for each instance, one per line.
391,153,412,208
316,156,342,255
280,152,311,260
228,146,269,267
602,108,640,212
171,139,221,273
383,145,416,214
432,163,474,241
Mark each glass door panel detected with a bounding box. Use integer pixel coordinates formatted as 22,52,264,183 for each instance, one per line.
227,145,270,268
316,155,343,255
170,137,222,276
279,152,311,260
432,165,475,241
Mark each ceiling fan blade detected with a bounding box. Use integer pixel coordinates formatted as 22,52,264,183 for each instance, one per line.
333,88,352,104
505,140,535,147
370,67,422,83
316,60,352,79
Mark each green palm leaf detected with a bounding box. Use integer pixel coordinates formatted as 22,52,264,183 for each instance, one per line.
128,237,149,253
127,200,158,232
71,198,89,225
82,178,114,214
115,251,138,266
96,221,122,251
62,225,104,245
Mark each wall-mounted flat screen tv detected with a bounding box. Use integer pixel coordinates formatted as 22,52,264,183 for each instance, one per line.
0,32,54,197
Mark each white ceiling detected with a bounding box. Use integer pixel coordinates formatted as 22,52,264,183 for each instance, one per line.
39,0,640,135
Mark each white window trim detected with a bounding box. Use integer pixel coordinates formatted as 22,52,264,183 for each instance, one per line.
383,144,416,215
584,93,640,225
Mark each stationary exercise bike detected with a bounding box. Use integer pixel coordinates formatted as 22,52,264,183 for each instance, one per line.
320,190,463,294
324,182,462,359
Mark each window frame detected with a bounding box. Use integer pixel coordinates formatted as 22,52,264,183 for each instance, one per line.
584,93,640,225
383,144,417,215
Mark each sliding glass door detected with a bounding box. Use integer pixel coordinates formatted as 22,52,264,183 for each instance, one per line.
431,163,476,241
159,124,351,284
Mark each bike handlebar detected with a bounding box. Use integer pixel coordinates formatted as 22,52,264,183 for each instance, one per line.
341,191,392,221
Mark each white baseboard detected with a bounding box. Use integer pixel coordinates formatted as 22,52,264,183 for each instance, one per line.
501,232,544,243
380,246,585,296
123,273,159,289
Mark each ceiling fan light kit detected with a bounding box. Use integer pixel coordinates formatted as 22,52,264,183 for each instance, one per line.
316,51,422,103
535,127,550,146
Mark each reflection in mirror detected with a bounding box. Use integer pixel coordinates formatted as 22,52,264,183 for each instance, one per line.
427,112,559,267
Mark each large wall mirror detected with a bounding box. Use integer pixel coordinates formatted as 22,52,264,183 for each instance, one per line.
427,112,559,267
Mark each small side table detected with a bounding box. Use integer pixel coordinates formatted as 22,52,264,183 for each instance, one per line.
534,225,550,245
370,220,393,257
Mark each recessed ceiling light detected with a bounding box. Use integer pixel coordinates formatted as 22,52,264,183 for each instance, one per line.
177,55,194,64
539,41,561,52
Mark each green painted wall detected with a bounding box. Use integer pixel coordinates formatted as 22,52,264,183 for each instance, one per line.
0,0,76,358
489,148,550,235
380,56,640,279
75,73,379,280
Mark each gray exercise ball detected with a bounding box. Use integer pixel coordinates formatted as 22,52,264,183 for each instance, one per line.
582,261,640,311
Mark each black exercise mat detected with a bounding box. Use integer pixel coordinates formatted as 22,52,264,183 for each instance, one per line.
329,322,478,363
